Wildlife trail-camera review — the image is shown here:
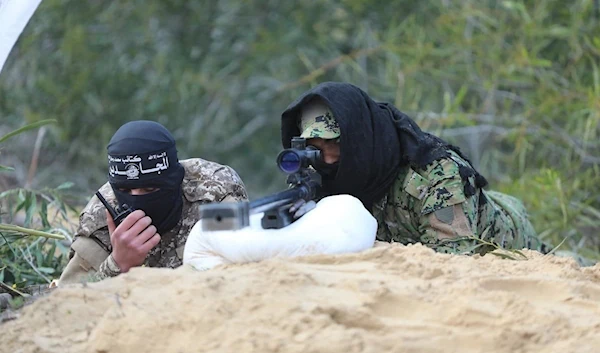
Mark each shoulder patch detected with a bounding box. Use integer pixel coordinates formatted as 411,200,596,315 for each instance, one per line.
434,206,455,225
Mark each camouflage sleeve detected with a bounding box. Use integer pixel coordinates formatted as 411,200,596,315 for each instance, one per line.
80,226,120,281
59,186,118,284
96,253,122,279
58,227,116,285
416,153,548,255
415,157,487,255
180,159,249,203
418,199,487,254
72,182,114,251
213,166,248,202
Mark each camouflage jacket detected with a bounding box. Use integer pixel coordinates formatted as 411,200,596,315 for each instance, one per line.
64,158,248,282
372,150,548,255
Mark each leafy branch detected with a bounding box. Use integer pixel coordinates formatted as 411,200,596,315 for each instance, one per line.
0,224,65,240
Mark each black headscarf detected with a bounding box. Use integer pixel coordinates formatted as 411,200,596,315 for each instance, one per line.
281,82,487,209
107,120,185,234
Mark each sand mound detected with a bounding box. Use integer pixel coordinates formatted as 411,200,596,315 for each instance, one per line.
2,243,600,353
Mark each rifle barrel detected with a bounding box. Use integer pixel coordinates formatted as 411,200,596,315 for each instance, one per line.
249,187,307,214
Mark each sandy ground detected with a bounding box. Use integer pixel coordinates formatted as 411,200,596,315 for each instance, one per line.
2,243,600,353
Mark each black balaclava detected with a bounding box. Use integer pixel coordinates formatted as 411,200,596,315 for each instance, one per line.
281,82,488,210
107,120,185,234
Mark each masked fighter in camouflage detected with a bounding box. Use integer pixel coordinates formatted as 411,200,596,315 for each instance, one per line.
281,82,549,255
57,120,248,285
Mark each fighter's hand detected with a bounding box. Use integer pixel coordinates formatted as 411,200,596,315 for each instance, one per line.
106,209,161,273
289,199,317,220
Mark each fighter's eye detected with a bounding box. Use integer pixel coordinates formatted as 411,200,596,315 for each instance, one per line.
117,188,159,195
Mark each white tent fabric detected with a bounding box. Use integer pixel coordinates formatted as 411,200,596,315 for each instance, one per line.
184,194,377,271
0,0,42,73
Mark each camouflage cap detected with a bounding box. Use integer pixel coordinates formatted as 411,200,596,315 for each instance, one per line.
298,99,341,139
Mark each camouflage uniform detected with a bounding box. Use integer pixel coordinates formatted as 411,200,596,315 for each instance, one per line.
299,106,545,255
371,150,546,255
57,158,248,285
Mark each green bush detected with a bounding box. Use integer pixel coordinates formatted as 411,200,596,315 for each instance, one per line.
0,121,77,290
0,0,598,271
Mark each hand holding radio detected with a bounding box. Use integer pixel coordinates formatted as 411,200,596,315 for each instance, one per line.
96,192,161,272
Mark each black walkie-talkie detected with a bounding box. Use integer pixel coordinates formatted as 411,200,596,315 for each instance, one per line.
95,191,133,226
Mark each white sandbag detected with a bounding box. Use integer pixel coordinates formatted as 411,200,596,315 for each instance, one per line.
183,194,377,271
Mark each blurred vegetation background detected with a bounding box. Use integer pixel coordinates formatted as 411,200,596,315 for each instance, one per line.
0,0,599,289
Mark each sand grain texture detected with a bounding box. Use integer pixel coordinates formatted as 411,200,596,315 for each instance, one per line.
2,243,600,353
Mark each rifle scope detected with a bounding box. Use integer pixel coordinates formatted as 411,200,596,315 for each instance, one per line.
276,137,321,174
